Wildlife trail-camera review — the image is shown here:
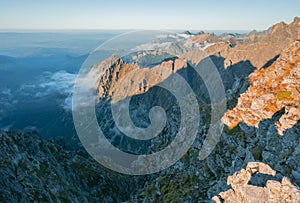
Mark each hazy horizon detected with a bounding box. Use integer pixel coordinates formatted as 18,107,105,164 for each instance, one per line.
1,0,299,30
0,29,252,34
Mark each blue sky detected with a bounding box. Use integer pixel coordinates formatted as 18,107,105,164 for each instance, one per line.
0,0,299,30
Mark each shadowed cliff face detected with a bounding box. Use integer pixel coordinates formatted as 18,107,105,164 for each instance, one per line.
222,37,300,135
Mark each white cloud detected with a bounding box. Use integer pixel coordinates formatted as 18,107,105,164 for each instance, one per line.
40,71,77,111
38,71,77,96
1,88,12,96
62,96,72,111
0,87,17,121
19,70,78,111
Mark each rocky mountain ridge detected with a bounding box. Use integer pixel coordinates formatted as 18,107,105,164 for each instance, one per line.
206,17,300,68
92,54,189,101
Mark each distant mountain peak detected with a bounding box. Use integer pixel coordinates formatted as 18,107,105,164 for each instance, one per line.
293,16,300,23
182,30,192,35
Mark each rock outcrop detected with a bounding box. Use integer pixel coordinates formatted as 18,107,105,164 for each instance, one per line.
212,162,300,203
222,37,300,135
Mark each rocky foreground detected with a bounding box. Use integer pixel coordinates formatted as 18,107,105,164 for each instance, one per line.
213,162,300,203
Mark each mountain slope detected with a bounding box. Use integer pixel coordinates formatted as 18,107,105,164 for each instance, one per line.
0,130,136,202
